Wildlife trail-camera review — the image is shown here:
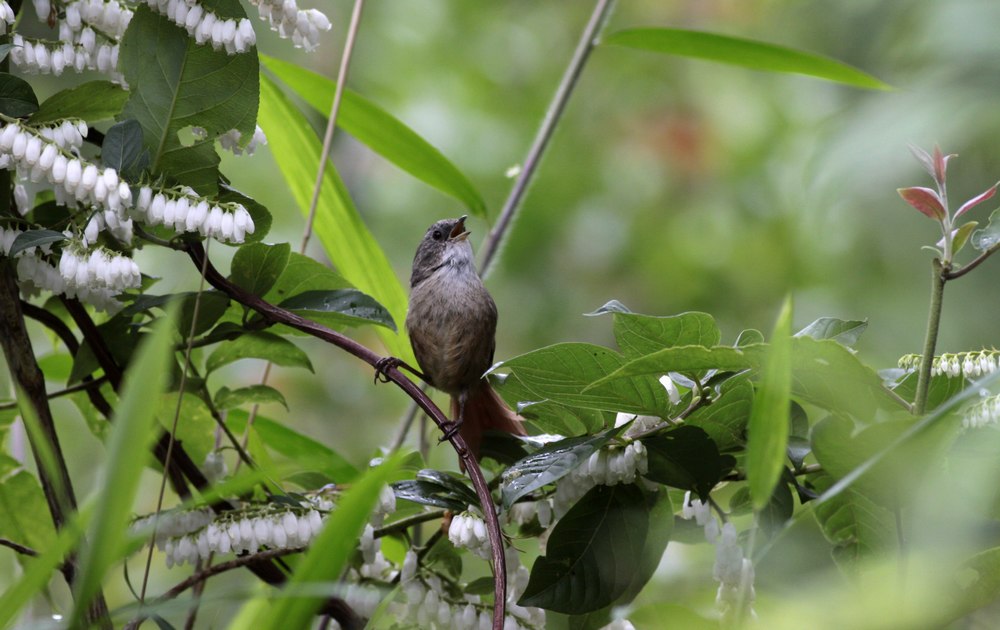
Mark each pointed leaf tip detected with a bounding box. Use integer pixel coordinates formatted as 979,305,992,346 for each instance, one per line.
955,182,999,219
898,186,946,221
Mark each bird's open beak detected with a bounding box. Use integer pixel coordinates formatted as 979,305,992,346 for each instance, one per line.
449,215,470,241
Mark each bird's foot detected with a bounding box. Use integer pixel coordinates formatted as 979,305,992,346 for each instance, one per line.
438,419,464,442
373,357,402,384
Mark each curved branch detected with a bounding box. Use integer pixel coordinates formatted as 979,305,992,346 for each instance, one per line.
943,240,1000,280
183,241,509,627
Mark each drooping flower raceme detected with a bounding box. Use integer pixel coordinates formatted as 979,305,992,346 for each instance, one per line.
249,0,331,50
131,185,255,243
10,33,123,83
0,2,15,33
145,0,256,54
550,438,648,518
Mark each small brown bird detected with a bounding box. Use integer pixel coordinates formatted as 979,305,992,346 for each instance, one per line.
405,215,525,458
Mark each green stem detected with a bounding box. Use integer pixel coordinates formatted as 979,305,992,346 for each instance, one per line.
914,260,947,415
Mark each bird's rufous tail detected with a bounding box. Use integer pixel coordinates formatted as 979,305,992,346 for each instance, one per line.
452,381,525,460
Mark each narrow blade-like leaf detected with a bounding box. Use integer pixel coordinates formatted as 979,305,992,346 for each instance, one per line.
604,28,890,90
747,296,793,509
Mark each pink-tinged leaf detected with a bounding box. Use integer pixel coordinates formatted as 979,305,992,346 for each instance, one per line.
955,182,999,219
897,186,946,221
933,145,947,185
909,145,935,179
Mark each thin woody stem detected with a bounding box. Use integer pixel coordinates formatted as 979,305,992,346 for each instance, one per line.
479,0,616,278
914,260,946,415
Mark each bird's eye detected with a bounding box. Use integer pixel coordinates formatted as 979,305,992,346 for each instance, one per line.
432,230,443,241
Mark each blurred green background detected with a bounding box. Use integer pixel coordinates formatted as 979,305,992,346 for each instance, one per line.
7,0,1000,625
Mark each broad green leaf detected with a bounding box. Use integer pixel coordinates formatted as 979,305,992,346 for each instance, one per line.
795,317,868,347
686,375,753,451
0,73,39,117
260,55,485,216
252,455,403,629
258,74,412,362
227,410,357,483
604,28,890,90
520,484,648,613
101,118,149,180
493,371,606,436
612,490,673,609
177,291,230,337
501,425,625,509
230,242,290,298
31,82,128,125
262,251,350,304
206,331,313,373
747,297,792,510
416,469,480,508
279,289,396,331
971,208,1000,252
586,344,758,390
215,384,287,410
71,306,176,623
952,220,979,255
736,329,765,346
498,343,671,415
758,477,794,537
119,4,258,193
392,479,467,512
643,425,734,499
0,469,56,553
8,229,66,257
950,547,1000,620
587,301,720,358
811,473,896,573
891,370,965,412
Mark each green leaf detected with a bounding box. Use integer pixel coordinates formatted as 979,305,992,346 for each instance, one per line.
31,81,130,124
252,455,403,629
758,477,794,537
0,469,57,553
8,229,66,257
613,490,673,607
416,469,480,508
735,329,765,346
493,371,606,436
227,410,357,483
392,479,467,511
101,118,149,180
795,317,868,347
279,289,396,331
119,4,258,193
262,251,350,305
215,384,287,410
811,473,897,572
206,331,313,373
643,425,734,499
972,208,1000,252
71,305,177,622
951,547,1000,620
519,484,649,613
604,28,890,90
686,375,753,451
747,297,793,510
891,370,964,412
628,603,716,630
953,220,979,255
258,73,412,362
501,425,626,509
587,301,721,358
586,344,758,390
0,73,39,117
260,55,485,216
230,242,290,298
498,343,671,415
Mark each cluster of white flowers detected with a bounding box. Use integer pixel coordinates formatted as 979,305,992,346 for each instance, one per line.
132,186,255,243
394,547,544,630
11,34,122,82
448,509,492,560
145,0,255,54
899,351,1000,379
15,253,122,310
36,119,89,151
681,492,756,620
0,121,132,213
58,246,140,294
133,507,214,547
250,0,331,50
160,499,331,568
963,393,1000,430
505,498,553,529
551,440,648,518
353,485,398,580
0,2,14,34
62,0,133,39
0,226,54,257
192,125,268,156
